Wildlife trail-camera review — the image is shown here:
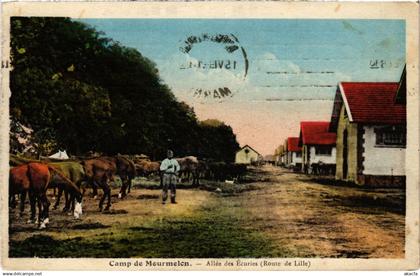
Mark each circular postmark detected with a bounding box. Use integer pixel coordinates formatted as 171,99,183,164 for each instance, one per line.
179,33,249,101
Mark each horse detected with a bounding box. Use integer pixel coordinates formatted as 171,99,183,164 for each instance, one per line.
135,160,160,177
81,158,116,211
49,161,87,212
206,162,247,183
98,155,136,199
9,164,30,215
176,156,200,187
9,163,83,229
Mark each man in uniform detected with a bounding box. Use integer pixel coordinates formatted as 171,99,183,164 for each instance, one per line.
160,149,180,204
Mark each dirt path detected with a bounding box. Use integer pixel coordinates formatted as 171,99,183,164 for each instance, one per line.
8,165,405,258
237,165,405,258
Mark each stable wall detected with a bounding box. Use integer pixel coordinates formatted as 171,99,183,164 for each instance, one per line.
362,126,405,176
335,106,359,182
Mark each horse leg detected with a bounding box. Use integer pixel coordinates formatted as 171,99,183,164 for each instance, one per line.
104,184,111,211
9,193,17,209
127,177,133,194
118,177,127,199
70,194,76,212
99,193,105,212
37,195,42,226
28,191,36,223
53,186,64,210
19,191,26,217
63,190,71,212
91,179,98,199
39,194,50,229
191,172,196,187
98,182,108,212
42,194,50,222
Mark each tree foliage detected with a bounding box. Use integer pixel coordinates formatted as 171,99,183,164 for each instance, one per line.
10,17,239,161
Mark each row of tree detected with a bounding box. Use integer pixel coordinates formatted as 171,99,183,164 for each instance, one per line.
10,17,239,162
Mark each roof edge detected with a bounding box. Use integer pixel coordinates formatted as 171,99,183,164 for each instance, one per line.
339,82,354,122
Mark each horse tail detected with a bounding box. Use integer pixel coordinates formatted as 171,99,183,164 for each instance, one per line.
47,165,81,196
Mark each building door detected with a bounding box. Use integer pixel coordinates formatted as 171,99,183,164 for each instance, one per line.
343,129,348,179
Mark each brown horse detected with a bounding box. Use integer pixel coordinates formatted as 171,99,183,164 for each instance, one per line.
9,163,83,229
135,160,160,177
82,158,116,211
9,164,30,215
176,156,200,187
98,155,136,199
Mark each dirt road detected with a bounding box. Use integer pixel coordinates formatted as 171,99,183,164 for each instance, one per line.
9,165,405,258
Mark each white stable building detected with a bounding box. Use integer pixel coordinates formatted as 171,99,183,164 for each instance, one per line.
235,145,262,164
299,121,337,174
329,80,406,187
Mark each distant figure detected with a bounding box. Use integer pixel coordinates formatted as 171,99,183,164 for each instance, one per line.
160,149,180,204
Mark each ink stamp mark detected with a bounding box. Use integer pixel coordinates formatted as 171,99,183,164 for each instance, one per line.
179,33,249,100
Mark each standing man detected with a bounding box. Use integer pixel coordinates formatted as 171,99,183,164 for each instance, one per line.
160,149,180,204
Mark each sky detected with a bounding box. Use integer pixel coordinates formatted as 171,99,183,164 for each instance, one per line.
79,19,405,155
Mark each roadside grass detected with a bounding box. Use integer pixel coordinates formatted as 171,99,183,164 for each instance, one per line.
9,195,291,258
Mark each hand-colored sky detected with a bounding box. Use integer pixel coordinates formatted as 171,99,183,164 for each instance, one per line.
80,19,405,155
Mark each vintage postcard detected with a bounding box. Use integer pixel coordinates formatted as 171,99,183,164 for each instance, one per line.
1,1,419,271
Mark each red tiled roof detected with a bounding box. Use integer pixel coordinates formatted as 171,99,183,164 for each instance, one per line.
340,82,406,124
300,121,336,145
287,137,301,152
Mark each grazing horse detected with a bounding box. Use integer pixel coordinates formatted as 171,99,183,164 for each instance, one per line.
176,156,200,187
49,161,86,212
135,160,160,177
98,155,136,199
206,162,247,183
135,159,162,187
82,158,116,211
9,164,30,215
9,163,83,229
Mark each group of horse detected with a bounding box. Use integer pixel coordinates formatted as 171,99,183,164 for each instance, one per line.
134,156,248,186
9,154,249,229
9,154,136,229
303,161,336,176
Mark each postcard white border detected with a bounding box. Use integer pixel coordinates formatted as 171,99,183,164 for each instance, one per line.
1,1,419,271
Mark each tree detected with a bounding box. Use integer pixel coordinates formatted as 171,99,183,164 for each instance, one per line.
10,17,239,161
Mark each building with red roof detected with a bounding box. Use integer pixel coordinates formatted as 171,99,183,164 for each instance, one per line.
283,137,303,170
330,68,406,187
298,121,337,174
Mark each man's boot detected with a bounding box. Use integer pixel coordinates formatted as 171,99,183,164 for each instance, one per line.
171,196,177,204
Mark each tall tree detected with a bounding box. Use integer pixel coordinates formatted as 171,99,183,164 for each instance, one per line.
10,17,239,161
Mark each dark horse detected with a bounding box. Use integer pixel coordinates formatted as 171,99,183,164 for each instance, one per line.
82,158,116,211
49,161,86,213
9,163,83,229
98,155,136,198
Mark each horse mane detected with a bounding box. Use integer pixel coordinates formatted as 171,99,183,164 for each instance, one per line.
47,165,81,196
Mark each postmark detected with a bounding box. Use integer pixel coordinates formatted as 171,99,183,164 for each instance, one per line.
178,33,248,100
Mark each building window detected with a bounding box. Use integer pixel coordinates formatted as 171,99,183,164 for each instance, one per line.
375,126,406,147
296,151,302,157
315,146,332,156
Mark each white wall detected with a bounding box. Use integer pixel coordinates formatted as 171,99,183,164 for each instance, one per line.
291,152,302,165
235,147,259,164
287,152,292,166
309,146,336,165
362,126,405,175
